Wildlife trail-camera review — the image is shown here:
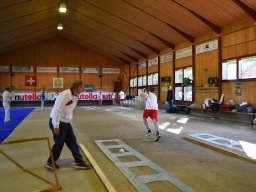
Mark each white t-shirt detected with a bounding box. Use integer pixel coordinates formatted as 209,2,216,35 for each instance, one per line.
119,91,125,100
50,89,78,128
145,92,158,110
3,90,14,104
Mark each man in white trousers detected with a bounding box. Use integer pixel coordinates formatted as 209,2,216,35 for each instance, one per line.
2,87,14,123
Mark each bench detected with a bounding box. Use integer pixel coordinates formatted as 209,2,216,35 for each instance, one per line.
188,107,256,124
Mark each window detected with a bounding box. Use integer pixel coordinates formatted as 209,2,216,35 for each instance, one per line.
174,67,193,101
153,73,158,85
148,74,153,85
142,75,147,86
222,59,237,80
239,56,256,79
130,78,134,87
138,76,143,86
222,56,256,80
133,77,137,87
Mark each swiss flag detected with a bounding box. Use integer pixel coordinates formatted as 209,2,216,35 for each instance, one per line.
25,75,37,86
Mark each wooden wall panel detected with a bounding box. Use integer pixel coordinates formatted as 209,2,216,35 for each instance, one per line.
130,63,137,77
222,82,256,107
159,61,173,102
138,68,146,76
148,65,158,74
36,73,57,92
195,50,219,87
0,73,11,90
59,73,80,90
193,89,219,103
81,74,101,91
0,37,123,92
130,88,137,96
175,57,192,68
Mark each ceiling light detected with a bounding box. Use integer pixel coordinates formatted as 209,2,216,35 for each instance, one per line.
57,22,63,30
59,3,67,13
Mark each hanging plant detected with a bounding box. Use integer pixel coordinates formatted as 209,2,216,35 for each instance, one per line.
182,77,192,86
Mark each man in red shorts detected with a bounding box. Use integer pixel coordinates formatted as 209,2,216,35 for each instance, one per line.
141,87,161,142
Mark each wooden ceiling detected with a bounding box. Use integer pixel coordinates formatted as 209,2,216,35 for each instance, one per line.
0,0,255,64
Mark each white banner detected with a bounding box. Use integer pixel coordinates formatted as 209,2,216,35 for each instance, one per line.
102,68,120,74
37,67,57,73
60,67,79,73
81,67,101,74
176,46,192,60
12,66,33,72
138,61,146,69
0,91,114,101
148,57,158,67
0,66,10,72
196,40,218,54
160,53,173,63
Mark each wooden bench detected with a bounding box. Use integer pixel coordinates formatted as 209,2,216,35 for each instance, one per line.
188,107,256,124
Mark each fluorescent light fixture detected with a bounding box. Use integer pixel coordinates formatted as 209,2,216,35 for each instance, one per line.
57,22,63,30
59,3,67,13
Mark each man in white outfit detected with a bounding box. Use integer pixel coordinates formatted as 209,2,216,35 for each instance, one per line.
141,87,161,142
118,90,125,106
2,87,14,123
46,80,90,170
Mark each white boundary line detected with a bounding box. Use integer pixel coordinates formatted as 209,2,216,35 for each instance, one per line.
79,144,117,192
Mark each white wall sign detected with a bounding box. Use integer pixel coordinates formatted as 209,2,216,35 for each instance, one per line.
37,67,57,73
102,68,120,74
160,53,173,63
138,62,146,69
12,66,33,72
196,40,218,54
81,67,101,74
148,57,158,67
0,66,10,72
53,78,64,88
60,67,79,73
175,46,192,60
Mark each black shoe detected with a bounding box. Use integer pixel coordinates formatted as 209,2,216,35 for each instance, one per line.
75,162,91,170
154,133,161,142
45,162,60,170
145,129,153,136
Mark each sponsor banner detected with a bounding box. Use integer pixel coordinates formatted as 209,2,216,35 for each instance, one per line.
37,67,57,73
12,66,33,72
0,91,114,101
148,57,158,67
53,78,63,88
0,66,10,72
25,75,37,86
196,40,218,54
60,67,79,73
102,68,120,74
81,67,101,74
175,46,192,60
160,52,173,63
138,61,146,69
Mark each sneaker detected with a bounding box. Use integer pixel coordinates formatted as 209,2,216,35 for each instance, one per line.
154,134,161,142
75,162,91,170
45,162,60,170
145,129,153,136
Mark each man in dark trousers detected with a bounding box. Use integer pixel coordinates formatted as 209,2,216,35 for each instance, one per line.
46,80,90,170
166,86,174,113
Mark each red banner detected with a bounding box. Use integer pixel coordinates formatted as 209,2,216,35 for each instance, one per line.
25,75,37,86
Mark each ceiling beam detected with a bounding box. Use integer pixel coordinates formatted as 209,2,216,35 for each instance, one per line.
122,0,193,43
129,47,148,58
172,0,221,34
82,0,160,54
114,55,131,64
68,7,148,58
232,0,256,21
120,51,138,62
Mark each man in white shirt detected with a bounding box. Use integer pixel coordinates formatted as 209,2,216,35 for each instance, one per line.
118,90,125,106
46,80,90,170
2,87,14,123
141,87,161,142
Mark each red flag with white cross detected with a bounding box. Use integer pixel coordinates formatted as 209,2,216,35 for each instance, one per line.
25,75,37,86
